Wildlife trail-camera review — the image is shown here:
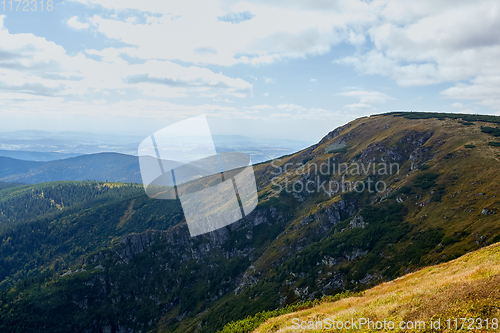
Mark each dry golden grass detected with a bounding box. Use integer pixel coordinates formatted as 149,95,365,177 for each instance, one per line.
253,242,500,332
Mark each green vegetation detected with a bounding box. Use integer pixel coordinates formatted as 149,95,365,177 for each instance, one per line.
217,291,360,333
0,181,143,225
414,172,439,189
386,111,500,123
464,144,476,148
327,145,351,154
0,201,293,333
0,181,183,289
0,179,451,333
431,186,446,202
397,185,413,194
489,141,500,147
481,126,500,137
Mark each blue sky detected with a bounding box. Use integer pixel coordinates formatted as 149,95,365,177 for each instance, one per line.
1,0,500,142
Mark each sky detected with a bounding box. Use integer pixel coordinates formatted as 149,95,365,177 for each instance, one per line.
1,0,500,142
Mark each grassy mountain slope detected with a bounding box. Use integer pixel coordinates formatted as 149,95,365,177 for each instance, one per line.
1,112,500,332
0,152,142,184
251,241,500,332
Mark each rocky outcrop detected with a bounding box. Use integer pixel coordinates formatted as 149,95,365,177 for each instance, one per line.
315,123,353,148
359,130,433,167
345,249,368,261
349,215,367,229
316,200,358,227
118,231,167,262
481,208,496,215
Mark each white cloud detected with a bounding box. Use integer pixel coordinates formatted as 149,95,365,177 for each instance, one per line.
67,16,90,30
4,0,500,129
270,103,338,119
451,102,465,109
59,0,500,113
333,0,500,109
264,77,275,84
123,60,252,97
66,0,374,66
440,76,500,110
337,90,395,107
0,18,252,101
1,96,241,119
248,104,273,110
345,103,372,110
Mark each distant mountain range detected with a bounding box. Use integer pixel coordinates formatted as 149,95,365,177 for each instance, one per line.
0,153,142,184
0,148,304,185
0,131,312,163
0,149,80,162
0,133,313,184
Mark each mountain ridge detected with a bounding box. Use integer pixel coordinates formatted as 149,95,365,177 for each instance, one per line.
0,152,142,184
0,149,81,162
1,112,500,332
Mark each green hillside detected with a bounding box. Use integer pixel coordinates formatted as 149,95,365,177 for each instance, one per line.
1,112,500,332
0,181,183,289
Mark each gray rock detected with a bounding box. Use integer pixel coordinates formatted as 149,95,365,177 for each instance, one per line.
349,215,367,229
481,208,495,215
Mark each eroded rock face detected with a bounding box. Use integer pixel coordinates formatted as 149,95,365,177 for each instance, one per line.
234,265,258,295
118,231,167,262
320,274,345,293
358,130,433,167
315,123,353,148
349,215,367,229
359,273,381,285
318,200,357,225
325,139,347,153
345,249,369,261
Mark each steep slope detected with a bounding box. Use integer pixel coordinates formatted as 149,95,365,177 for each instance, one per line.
0,152,142,184
250,241,500,332
1,112,500,333
0,181,181,289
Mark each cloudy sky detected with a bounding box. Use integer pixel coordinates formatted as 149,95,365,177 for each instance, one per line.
1,0,500,142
